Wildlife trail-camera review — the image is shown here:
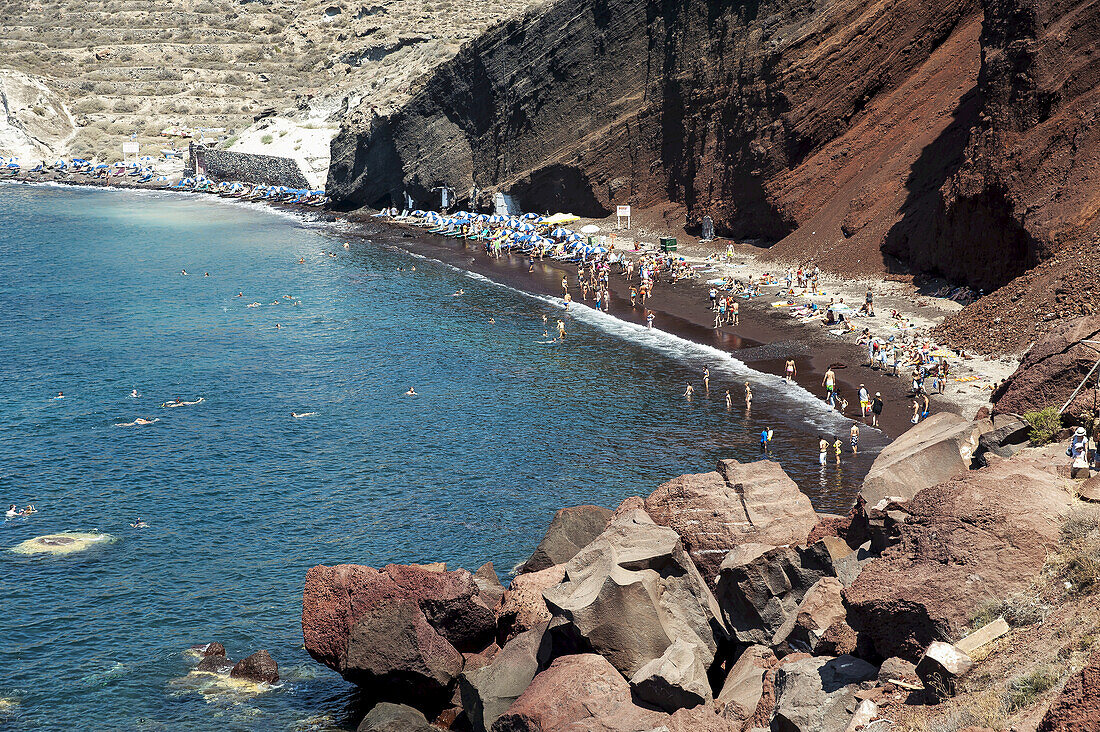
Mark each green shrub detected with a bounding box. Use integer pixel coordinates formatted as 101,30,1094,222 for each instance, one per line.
1023,406,1062,446
261,134,273,144
1007,666,1060,711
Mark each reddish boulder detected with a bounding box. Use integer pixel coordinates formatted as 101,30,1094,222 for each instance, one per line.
1038,649,1100,731
496,563,565,643
845,445,1073,661
994,316,1100,418
645,458,818,582
230,649,279,684
716,645,777,725
519,505,613,573
189,642,226,658
196,654,234,674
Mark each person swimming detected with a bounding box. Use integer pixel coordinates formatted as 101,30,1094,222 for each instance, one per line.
181,270,189,276
130,519,148,529
129,389,139,398
684,384,695,399
203,272,209,277
162,397,204,408
453,289,464,296
116,417,158,427
298,258,305,264
292,411,317,418
237,292,244,297
489,317,496,324
6,504,20,518
405,387,417,395
54,391,64,399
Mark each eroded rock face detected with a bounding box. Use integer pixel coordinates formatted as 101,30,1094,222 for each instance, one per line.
496,564,565,643
645,459,819,582
845,445,1073,661
715,645,777,725
1038,649,1100,732
459,623,549,732
993,316,1100,417
302,563,496,711
520,505,613,574
541,509,728,690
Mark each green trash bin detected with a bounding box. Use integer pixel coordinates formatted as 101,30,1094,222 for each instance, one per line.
660,237,678,253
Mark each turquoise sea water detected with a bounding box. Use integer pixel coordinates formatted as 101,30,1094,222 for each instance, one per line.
0,184,884,730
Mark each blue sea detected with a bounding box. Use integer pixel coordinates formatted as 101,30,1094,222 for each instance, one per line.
0,184,884,730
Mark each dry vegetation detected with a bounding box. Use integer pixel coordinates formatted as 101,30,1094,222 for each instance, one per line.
0,0,535,160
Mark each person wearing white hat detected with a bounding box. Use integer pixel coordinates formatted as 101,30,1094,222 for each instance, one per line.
1070,427,1090,478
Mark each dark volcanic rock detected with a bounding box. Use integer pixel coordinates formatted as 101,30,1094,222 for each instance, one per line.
459,623,548,732
357,702,436,732
644,458,819,582
190,642,225,658
845,445,1073,661
1038,649,1100,732
195,654,234,674
230,650,279,684
993,316,1100,417
519,505,613,574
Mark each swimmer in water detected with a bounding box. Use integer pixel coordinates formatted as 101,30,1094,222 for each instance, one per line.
161,397,204,408
276,323,282,329
203,272,209,277
116,417,158,427
237,292,244,297
22,504,37,515
405,387,417,395
54,391,64,399
181,270,189,276
453,289,464,296
703,368,710,392
298,257,305,264
343,243,350,250
130,519,148,529
6,504,20,518
129,389,139,398
725,389,732,409
557,320,566,339
684,384,694,399
745,382,752,406
292,411,317,419
489,317,495,324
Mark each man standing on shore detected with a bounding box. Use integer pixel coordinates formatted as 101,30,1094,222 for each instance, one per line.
732,300,740,325
858,384,870,417
822,367,836,406
870,392,883,427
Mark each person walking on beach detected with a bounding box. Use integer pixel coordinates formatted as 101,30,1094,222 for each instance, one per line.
785,359,796,382
870,392,883,427
850,424,859,454
630,286,638,308
725,389,733,409
865,288,875,317
858,384,870,418
822,367,836,406
703,368,710,392
561,276,568,296
709,287,718,310
684,384,695,399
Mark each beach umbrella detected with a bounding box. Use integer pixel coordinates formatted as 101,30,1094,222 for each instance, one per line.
580,224,600,234
520,212,540,220
550,227,572,238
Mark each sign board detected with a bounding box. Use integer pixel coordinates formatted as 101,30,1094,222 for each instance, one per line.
616,204,631,229
122,141,139,161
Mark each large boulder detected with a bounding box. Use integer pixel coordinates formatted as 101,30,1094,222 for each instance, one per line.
994,315,1100,418
859,413,984,510
1038,649,1100,732
474,562,506,612
715,645,777,725
520,505,613,573
460,623,549,732
714,542,834,646
302,563,497,711
496,564,565,643
629,637,712,712
230,650,279,684
541,509,728,694
771,655,879,732
845,445,1074,661
645,458,819,582
789,577,848,653
358,702,436,732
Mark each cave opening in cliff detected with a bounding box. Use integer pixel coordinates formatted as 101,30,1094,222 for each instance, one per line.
507,164,612,218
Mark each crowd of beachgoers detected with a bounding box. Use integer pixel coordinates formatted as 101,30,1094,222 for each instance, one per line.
0,156,327,207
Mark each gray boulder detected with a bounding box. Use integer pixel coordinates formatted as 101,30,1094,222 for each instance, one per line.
473,562,506,612
645,459,819,582
715,645,776,725
459,623,549,732
496,563,565,643
357,702,436,732
714,542,833,646
520,505,613,573
859,413,984,509
629,637,712,712
772,655,879,732
788,577,848,653
542,509,728,690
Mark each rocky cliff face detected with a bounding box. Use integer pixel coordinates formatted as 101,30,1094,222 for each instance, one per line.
329,0,1099,335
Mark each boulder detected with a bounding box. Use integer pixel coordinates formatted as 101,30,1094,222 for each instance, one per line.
715,645,777,725
195,654,234,674
474,562,506,612
496,564,565,643
629,637,712,712
771,655,879,732
746,652,813,728
975,416,1031,464
520,505,613,573
460,623,549,732
645,458,819,581
714,542,833,646
915,641,972,700
878,657,918,684
845,445,1074,661
993,315,1100,418
542,509,728,685
845,699,878,732
489,653,667,732
789,577,848,652
859,413,984,510
190,642,225,658
1079,474,1100,502
358,702,436,732
815,620,859,657
230,650,279,684
1037,649,1100,732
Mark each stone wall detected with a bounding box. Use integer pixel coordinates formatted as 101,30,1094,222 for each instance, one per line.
190,144,311,189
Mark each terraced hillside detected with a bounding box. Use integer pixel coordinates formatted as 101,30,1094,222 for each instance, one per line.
0,0,535,179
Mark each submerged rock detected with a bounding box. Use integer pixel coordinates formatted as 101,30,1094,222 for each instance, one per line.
10,531,115,555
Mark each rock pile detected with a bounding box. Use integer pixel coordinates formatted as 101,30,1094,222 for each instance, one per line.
301,438,1084,730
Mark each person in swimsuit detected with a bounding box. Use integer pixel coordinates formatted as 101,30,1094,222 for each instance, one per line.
850,424,859,453
744,382,752,406
870,392,883,427
732,300,739,325
834,438,843,464
822,368,836,406
784,360,796,382
405,387,417,395
684,384,694,399
818,438,828,466
725,389,732,409
557,320,567,339
703,368,710,392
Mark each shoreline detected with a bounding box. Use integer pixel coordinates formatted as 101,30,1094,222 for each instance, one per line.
2,173,1002,439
